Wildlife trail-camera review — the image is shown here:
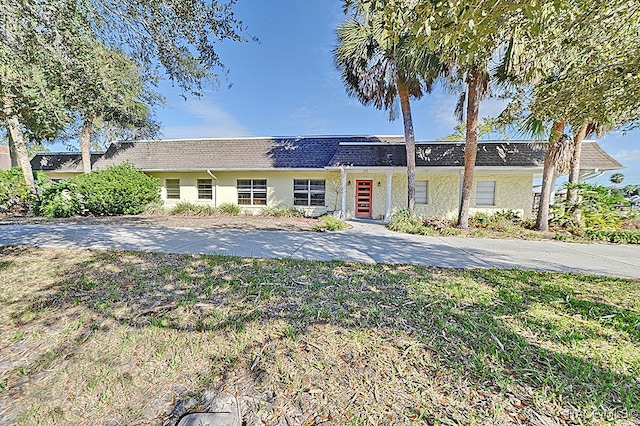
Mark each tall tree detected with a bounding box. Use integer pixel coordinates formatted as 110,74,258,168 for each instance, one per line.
494,0,640,230
378,0,537,228
63,40,160,173
1,0,249,188
334,2,438,212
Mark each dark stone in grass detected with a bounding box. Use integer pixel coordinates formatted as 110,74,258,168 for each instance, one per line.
176,412,237,426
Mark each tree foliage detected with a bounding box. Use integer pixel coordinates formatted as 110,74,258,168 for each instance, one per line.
1,0,248,188
334,1,439,212
36,163,160,217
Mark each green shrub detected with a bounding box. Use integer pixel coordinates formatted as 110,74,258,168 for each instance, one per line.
551,183,627,230
387,209,422,233
312,215,349,232
144,201,166,215
470,210,522,231
261,206,305,217
168,202,217,216
217,203,241,216
0,167,50,214
584,229,640,244
388,210,440,235
36,163,160,217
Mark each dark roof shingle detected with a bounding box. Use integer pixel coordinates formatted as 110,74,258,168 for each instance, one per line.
30,153,103,173
329,141,548,167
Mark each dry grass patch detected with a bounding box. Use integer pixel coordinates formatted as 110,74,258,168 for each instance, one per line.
0,214,321,232
1,247,638,425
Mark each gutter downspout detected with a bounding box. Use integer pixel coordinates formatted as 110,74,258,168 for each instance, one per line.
340,167,347,218
579,168,604,181
384,170,393,222
206,169,218,207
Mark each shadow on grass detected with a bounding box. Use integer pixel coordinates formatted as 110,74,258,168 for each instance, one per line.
3,247,639,424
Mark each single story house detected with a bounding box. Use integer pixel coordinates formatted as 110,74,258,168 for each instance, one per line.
31,135,623,220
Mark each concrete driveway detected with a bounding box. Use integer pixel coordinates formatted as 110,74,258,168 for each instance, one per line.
1,220,639,278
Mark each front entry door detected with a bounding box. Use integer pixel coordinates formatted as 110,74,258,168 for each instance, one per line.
355,180,373,217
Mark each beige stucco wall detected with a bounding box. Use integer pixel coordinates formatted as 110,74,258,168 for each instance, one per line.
42,172,81,181
342,171,533,219
40,169,534,219
149,170,340,217
469,173,533,219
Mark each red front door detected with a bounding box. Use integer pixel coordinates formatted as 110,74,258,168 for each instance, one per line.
355,180,373,217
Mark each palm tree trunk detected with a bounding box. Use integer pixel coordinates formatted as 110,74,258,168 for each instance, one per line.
3,94,35,190
397,78,416,213
567,122,588,205
7,131,19,167
457,66,481,229
535,120,566,232
81,115,94,174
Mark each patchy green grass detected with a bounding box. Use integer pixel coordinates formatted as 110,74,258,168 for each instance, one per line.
311,215,350,232
0,247,638,425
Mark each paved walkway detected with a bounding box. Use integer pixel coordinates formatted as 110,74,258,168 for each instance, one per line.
1,221,639,278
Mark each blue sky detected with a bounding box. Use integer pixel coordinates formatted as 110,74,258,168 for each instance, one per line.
72,1,640,185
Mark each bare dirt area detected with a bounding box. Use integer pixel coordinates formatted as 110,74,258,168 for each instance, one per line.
0,214,322,232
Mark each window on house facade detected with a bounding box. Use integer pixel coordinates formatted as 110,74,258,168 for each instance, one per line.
476,181,496,206
166,179,180,199
416,180,428,204
294,179,325,206
197,179,213,200
237,179,267,205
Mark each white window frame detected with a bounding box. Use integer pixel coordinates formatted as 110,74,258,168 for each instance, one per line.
197,179,213,200
294,179,326,206
476,181,496,206
166,179,180,200
237,179,267,206
416,180,428,205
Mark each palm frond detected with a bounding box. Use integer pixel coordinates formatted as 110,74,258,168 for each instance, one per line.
520,114,547,139
454,91,466,123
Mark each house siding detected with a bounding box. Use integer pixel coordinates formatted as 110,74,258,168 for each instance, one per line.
470,173,533,218
37,168,534,219
149,170,339,217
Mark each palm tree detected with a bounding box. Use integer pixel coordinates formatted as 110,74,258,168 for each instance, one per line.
610,173,624,185
456,65,490,228
535,120,573,231
333,3,438,212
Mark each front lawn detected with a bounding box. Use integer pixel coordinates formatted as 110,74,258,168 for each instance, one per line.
1,247,638,425
0,213,324,232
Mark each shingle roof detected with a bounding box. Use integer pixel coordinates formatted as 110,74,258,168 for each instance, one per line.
93,136,380,170
30,136,623,172
580,141,623,170
329,140,623,170
329,141,549,167
30,153,103,173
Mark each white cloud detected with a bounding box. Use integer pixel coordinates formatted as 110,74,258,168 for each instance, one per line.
611,149,640,163
160,98,251,139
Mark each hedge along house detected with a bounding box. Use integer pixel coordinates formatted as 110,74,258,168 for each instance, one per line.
31,135,623,220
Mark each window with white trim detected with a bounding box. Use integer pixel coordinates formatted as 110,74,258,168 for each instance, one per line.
416,180,428,204
197,179,213,200
237,179,267,205
476,181,495,206
166,179,180,199
294,179,325,206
